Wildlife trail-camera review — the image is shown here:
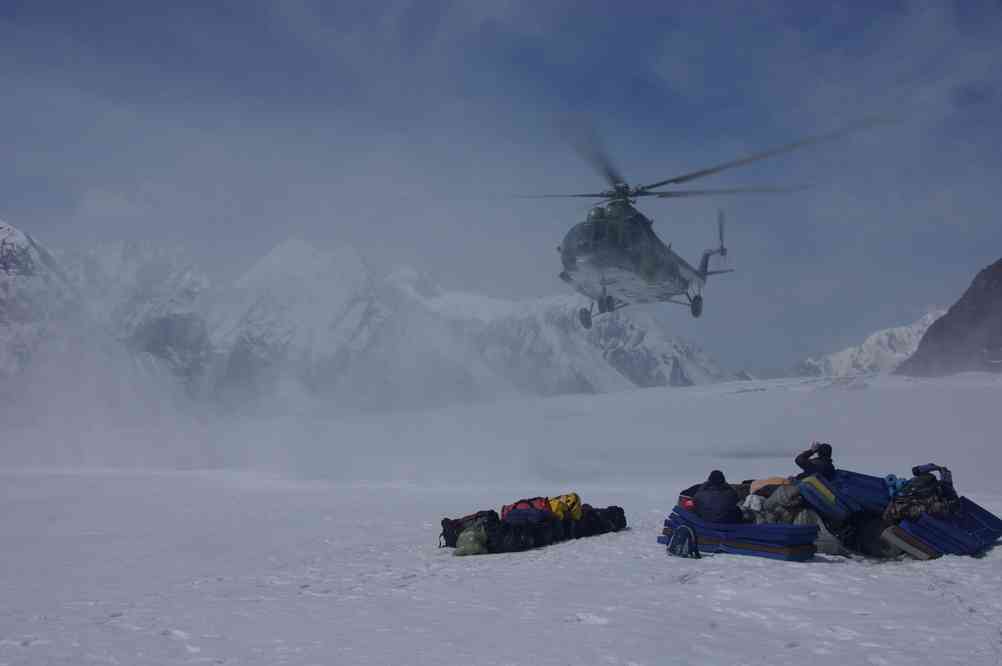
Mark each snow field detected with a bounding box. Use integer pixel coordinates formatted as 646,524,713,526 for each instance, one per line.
2,374,1002,664
2,472,1001,665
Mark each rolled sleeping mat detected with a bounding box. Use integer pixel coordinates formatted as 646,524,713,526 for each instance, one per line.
899,514,984,556
880,525,941,560
798,475,853,524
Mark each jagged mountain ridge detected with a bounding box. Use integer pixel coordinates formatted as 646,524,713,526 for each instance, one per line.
0,221,734,409
210,241,733,408
0,221,79,376
794,310,945,378
57,240,212,383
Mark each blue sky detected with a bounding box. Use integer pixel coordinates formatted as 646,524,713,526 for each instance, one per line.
2,1,1000,370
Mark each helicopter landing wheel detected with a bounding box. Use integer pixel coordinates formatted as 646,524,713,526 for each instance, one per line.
578,307,593,329
690,294,703,318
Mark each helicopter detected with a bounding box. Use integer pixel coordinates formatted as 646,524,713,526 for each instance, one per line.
531,120,884,329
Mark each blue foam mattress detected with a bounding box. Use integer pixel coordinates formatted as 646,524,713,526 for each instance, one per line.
667,506,818,546
898,497,1002,557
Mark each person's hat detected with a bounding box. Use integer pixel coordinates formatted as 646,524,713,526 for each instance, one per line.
708,470,726,484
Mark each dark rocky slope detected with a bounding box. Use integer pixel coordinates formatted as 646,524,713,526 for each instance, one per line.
896,258,1002,376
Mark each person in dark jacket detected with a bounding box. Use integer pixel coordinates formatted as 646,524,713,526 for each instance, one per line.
794,441,836,480
693,470,744,524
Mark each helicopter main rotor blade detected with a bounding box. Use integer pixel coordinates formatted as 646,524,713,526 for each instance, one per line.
637,117,890,192
653,185,810,198
514,193,611,199
572,128,626,189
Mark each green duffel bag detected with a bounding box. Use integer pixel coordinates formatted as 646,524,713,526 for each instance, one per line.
454,523,488,556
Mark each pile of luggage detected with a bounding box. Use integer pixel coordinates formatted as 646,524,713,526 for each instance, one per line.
440,493,627,556
660,463,1002,562
800,467,1002,560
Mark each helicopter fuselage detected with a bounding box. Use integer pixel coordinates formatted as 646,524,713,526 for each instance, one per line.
558,202,704,306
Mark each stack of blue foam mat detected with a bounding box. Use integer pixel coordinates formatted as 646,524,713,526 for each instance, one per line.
898,497,1002,557
658,506,819,561
798,470,891,524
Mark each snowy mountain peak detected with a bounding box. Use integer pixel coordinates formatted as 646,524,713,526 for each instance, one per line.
796,309,946,377
236,237,368,293
3,225,736,409
385,265,442,301
0,221,73,290
0,221,79,376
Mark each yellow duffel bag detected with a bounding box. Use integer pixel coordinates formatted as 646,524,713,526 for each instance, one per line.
549,492,583,521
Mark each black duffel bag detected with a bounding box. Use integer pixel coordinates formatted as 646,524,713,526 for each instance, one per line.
440,510,500,548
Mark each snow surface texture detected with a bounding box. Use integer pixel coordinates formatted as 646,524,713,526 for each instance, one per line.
796,310,945,378
2,374,1002,665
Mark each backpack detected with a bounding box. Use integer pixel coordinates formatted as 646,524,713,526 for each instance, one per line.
899,474,939,499
454,524,489,556
500,498,558,551
579,503,617,537
497,521,536,552
440,510,500,548
501,497,551,521
548,493,583,521
596,506,627,531
761,484,805,524
883,471,962,524
883,489,959,524
667,525,701,559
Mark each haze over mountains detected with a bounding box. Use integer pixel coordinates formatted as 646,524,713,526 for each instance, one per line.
3,219,998,420
0,221,732,415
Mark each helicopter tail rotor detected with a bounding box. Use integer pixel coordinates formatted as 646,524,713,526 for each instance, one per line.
717,210,727,258
700,209,734,277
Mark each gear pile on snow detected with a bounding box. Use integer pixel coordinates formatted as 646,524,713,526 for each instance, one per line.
659,463,1002,561
440,493,627,556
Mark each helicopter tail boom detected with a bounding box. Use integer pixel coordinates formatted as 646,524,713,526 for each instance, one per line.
698,210,730,277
